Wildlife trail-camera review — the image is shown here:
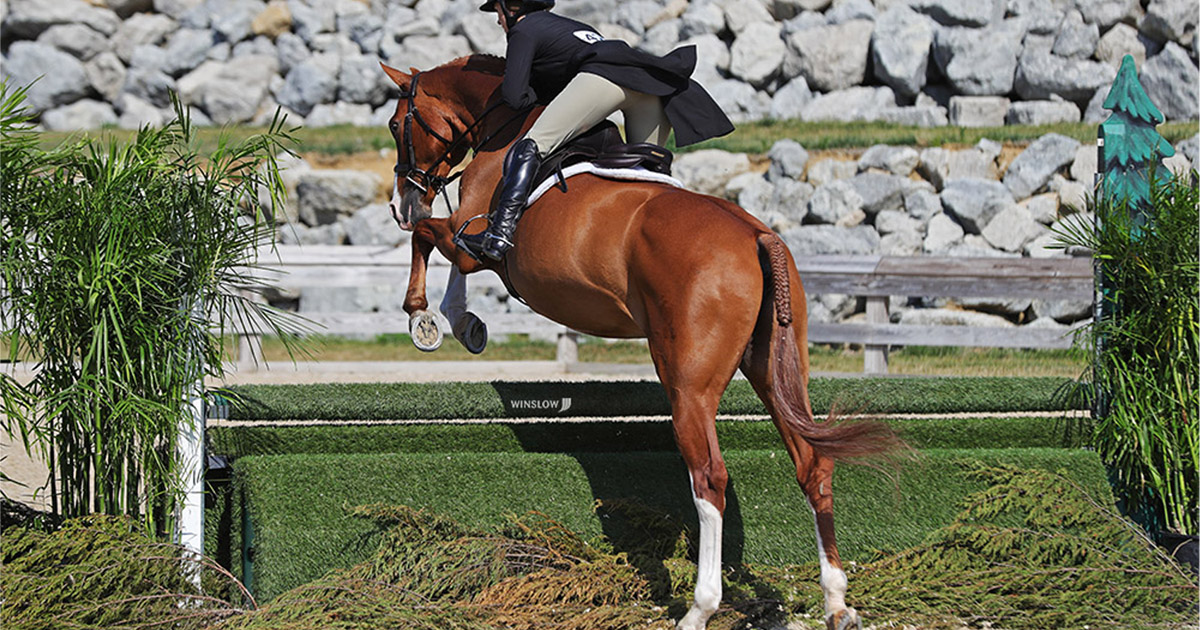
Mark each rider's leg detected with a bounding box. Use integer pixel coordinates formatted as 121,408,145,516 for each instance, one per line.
460,72,626,261
621,89,672,147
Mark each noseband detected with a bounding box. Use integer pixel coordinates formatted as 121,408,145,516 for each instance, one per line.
393,71,528,206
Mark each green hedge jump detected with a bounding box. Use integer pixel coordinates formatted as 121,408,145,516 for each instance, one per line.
216,448,1110,603
220,377,1084,421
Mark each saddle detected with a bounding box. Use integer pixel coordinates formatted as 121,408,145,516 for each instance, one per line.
533,121,673,191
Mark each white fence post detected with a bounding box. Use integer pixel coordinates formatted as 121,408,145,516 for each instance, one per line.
863,296,889,374
556,329,579,364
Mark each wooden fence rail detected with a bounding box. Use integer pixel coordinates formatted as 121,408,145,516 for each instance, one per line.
238,245,1093,374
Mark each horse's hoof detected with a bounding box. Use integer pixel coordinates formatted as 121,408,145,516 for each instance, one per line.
409,310,443,352
452,312,488,354
826,608,862,630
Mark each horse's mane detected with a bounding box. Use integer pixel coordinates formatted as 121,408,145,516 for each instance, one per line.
446,54,506,77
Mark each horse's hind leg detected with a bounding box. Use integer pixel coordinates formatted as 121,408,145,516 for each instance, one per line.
740,340,860,630
644,308,756,630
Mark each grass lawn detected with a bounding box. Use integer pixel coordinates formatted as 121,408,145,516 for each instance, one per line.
256,333,1085,377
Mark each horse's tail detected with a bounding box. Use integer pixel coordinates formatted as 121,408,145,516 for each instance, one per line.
755,233,905,462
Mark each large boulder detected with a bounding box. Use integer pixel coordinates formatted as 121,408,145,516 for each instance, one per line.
940,178,1015,233
1139,0,1197,45
1051,9,1098,59
879,104,949,127
177,55,277,123
923,212,965,252
932,20,1026,95
801,86,895,122
1015,37,1118,102
113,13,179,63
980,202,1049,252
849,172,911,215
2,41,91,112
2,0,121,39
766,139,809,182
1005,99,1082,125
1074,0,1143,29
673,150,754,196
871,5,934,98
162,28,218,77
1007,0,1074,34
806,180,865,225
1141,43,1200,121
729,21,786,87
781,224,880,256
858,144,920,176
275,52,339,116
918,143,1000,189
41,99,118,130
708,79,772,123
947,95,1010,126
1095,23,1148,68
296,169,379,226
35,24,110,61
907,0,1005,27
339,54,389,106
769,78,813,120
86,52,128,102
384,35,471,76
344,203,405,247
787,19,874,91
1003,133,1081,200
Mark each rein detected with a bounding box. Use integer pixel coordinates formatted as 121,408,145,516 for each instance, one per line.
395,71,529,206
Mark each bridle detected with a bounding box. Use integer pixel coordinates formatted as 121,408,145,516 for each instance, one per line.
392,71,529,209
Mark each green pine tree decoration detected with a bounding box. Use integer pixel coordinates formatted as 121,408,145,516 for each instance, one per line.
1099,55,1176,223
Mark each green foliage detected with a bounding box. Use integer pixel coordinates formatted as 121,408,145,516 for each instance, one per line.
9,468,1183,629
220,376,1082,421
1,515,247,630
1057,171,1199,535
220,505,669,630
844,464,1196,628
0,83,301,532
224,448,1110,602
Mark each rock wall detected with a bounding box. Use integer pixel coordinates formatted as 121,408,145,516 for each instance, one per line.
281,132,1197,332
1,0,1198,130
3,0,1197,337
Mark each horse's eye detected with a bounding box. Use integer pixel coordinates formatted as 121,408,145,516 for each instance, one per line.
389,120,399,132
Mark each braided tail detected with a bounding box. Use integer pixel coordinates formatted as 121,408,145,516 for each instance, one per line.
756,233,906,462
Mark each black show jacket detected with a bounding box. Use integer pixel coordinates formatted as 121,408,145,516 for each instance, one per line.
501,11,734,147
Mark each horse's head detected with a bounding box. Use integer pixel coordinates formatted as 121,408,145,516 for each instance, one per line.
381,63,462,231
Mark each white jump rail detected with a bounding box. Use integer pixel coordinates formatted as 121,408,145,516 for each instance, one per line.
237,245,1093,374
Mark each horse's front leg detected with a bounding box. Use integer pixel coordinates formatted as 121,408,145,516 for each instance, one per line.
404,218,491,353
404,219,445,351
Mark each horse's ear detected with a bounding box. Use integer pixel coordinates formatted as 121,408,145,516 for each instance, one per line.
380,63,411,91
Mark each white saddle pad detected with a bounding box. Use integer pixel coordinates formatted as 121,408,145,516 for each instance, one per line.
527,162,683,206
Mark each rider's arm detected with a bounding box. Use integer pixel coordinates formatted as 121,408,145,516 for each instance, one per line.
501,29,538,110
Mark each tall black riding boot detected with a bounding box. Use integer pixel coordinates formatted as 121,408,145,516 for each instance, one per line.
457,138,542,261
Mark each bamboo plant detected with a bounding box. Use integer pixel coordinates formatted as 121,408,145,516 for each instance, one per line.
0,82,303,535
1057,168,1199,536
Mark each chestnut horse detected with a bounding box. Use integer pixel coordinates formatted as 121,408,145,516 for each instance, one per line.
381,55,898,630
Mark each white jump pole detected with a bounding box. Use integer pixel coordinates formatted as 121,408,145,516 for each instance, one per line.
176,297,206,588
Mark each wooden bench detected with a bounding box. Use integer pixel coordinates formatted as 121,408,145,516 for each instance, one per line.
237,245,1093,374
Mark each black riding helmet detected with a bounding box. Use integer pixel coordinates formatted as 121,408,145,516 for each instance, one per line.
478,0,555,29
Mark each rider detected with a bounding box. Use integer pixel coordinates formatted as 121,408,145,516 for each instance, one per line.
457,0,735,262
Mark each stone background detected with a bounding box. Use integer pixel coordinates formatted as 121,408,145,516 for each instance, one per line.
1,0,1197,129
3,0,1198,335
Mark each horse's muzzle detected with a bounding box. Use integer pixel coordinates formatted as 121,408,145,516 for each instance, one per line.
390,179,431,231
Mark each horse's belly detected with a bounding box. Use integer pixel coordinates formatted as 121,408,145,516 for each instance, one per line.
515,282,645,339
